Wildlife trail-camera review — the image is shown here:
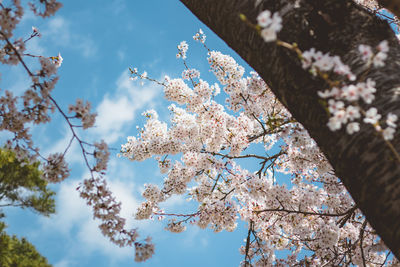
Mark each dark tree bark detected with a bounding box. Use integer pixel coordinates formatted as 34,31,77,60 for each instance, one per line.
180,0,400,260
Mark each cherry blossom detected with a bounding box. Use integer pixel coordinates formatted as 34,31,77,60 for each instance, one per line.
256,10,282,42
176,40,188,59
122,26,398,265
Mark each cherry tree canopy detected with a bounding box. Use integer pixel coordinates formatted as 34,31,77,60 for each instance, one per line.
179,0,400,260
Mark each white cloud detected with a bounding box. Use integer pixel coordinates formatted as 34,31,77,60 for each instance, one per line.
3,66,31,95
76,212,133,259
105,179,140,224
109,0,127,16
45,17,71,44
43,16,97,58
40,124,83,167
92,70,161,143
161,194,186,209
172,227,209,250
54,260,71,267
20,8,38,25
75,179,142,258
39,174,143,234
25,37,46,56
38,167,162,261
77,37,97,58
94,95,134,143
39,179,91,235
117,48,126,62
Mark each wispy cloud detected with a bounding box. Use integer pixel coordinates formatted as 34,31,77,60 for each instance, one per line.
37,142,169,257
35,68,170,265
2,66,32,95
116,48,126,62
54,260,70,267
39,179,91,235
43,16,97,58
91,70,161,144
39,124,83,167
38,168,164,263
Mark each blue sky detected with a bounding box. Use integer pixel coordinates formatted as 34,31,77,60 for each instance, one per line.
0,1,268,266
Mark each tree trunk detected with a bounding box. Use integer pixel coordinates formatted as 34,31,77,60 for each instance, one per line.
180,0,400,260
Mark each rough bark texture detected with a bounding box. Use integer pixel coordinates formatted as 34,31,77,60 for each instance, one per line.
180,0,400,260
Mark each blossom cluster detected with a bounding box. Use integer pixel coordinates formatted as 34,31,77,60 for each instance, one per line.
354,0,379,10
68,98,97,129
256,10,282,42
134,237,155,262
181,68,200,80
29,0,62,18
42,153,69,183
301,48,355,80
123,29,396,265
303,40,398,140
93,140,110,172
50,52,63,68
359,40,389,67
192,29,206,43
176,41,188,59
78,177,148,252
256,7,397,143
165,219,187,233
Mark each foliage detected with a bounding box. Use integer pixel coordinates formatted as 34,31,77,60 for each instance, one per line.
0,148,55,265
0,221,51,267
0,148,55,216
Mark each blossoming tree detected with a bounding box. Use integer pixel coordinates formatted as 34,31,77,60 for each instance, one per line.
122,27,397,265
120,0,400,264
174,0,400,264
2,0,400,265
